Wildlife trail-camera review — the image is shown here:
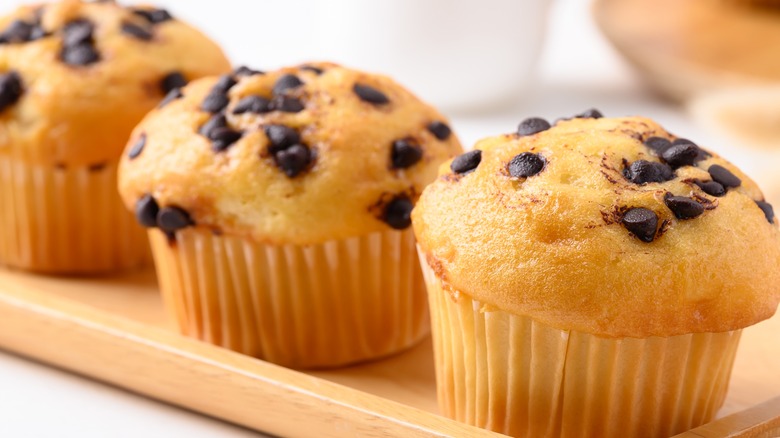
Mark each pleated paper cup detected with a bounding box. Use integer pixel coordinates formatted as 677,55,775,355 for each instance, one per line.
420,256,742,438
149,226,429,369
0,156,149,274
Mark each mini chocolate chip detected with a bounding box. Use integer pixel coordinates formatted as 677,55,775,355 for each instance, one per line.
0,20,36,43
508,152,546,178
160,72,186,95
158,88,182,108
131,8,173,24
622,207,658,242
233,95,272,114
157,207,193,232
756,200,775,224
644,136,672,154
62,19,94,47
271,95,305,113
272,74,303,96
391,139,423,169
0,71,23,112
60,43,100,66
517,117,551,136
300,65,323,75
199,113,227,138
232,65,264,77
128,133,146,159
275,144,311,177
623,160,674,184
427,121,451,140
88,162,107,172
264,125,300,152
121,21,153,40
200,92,229,113
694,179,726,197
450,150,482,175
708,164,741,188
575,108,603,119
210,127,242,152
212,74,237,94
383,196,413,229
135,194,159,227
661,143,699,168
664,194,704,220
353,83,389,105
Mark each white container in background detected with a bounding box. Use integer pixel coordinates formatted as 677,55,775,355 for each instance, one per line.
315,0,551,112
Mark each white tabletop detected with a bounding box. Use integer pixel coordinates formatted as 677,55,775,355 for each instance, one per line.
0,0,768,436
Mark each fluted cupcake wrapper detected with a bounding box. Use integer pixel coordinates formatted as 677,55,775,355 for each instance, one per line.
420,254,741,438
0,156,149,273
149,227,430,369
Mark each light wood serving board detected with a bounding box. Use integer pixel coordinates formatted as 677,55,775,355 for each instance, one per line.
0,266,778,437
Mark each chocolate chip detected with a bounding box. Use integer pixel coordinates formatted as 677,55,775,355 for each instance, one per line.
200,92,229,113
121,21,153,40
622,207,658,242
212,74,237,94
264,125,300,153
674,138,711,161
272,74,303,96
160,72,186,95
694,179,726,197
391,139,423,169
233,95,272,114
353,83,389,105
756,200,775,224
383,196,413,229
644,136,672,154
128,133,146,159
517,117,551,136
199,113,227,138
157,207,193,232
575,108,603,119
232,65,264,77
623,160,674,184
664,194,704,220
450,150,482,175
158,88,182,108
270,95,304,113
131,8,173,24
0,71,23,113
661,143,700,168
300,65,323,75
61,18,94,47
0,20,41,43
275,144,311,177
135,194,159,227
708,164,741,189
61,43,100,66
427,121,451,140
508,152,546,178
210,127,242,152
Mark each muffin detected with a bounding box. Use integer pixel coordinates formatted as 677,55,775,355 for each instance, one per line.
412,113,780,437
0,0,230,273
117,62,463,368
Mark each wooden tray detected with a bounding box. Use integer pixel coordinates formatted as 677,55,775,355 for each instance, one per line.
0,266,778,437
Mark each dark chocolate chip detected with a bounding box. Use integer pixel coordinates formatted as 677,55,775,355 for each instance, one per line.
622,207,658,243
232,95,272,114
353,83,389,105
131,8,173,24
300,65,323,75
128,133,146,159
264,125,300,152
694,179,726,197
0,20,36,43
275,144,311,177
623,160,674,184
200,92,229,113
450,150,482,175
756,200,775,224
0,71,23,112
272,74,303,96
708,164,741,189
427,121,451,140
158,88,182,108
212,74,237,94
157,206,193,232
61,18,94,47
121,21,153,40
661,143,700,168
199,113,227,138
28,24,46,41
674,138,711,161
664,194,704,220
391,139,423,169
575,108,603,119
160,72,187,95
517,117,551,136
383,196,413,230
88,162,107,172
232,65,264,77
135,194,159,227
60,43,100,66
270,95,304,113
210,127,242,152
508,152,546,178
644,136,672,154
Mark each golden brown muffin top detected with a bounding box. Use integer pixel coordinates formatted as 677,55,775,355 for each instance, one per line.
0,0,230,166
413,114,780,338
118,62,463,245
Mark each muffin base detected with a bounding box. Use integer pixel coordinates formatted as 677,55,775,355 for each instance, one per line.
421,259,742,438
0,157,149,274
149,227,430,369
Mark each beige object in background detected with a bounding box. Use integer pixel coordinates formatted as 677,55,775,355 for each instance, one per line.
118,62,463,368
0,0,230,273
413,115,780,437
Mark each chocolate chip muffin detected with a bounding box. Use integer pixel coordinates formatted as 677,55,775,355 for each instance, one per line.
0,0,230,273
118,62,463,368
413,112,780,437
